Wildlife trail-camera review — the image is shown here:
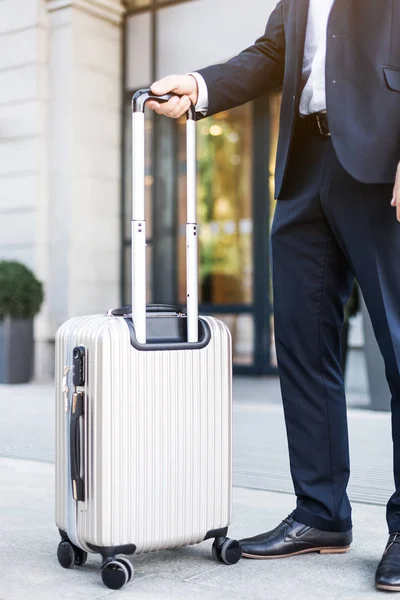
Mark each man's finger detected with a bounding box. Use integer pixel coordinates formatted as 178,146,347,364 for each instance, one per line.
150,78,171,95
154,96,180,116
148,96,190,119
167,96,191,119
151,76,179,96
147,100,160,112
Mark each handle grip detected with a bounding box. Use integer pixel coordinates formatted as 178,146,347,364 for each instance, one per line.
109,304,184,317
132,89,196,121
70,392,85,502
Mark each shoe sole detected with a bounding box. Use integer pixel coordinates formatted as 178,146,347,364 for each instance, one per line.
376,584,400,592
242,546,351,559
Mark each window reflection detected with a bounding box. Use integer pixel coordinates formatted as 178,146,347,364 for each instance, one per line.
215,314,254,366
178,104,253,308
122,91,282,371
177,103,254,365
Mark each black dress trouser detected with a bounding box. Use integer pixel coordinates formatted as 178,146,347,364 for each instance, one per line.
271,120,400,533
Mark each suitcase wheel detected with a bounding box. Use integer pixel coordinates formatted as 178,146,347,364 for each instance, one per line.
57,540,88,569
101,557,134,590
212,537,243,566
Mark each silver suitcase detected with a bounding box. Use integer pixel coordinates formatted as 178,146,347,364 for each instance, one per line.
55,90,242,591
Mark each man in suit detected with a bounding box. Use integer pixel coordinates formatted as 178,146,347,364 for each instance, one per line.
148,0,400,590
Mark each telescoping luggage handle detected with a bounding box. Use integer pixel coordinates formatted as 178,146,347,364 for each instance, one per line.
131,89,198,345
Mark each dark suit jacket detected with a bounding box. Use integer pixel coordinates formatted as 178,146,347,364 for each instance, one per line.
197,0,400,199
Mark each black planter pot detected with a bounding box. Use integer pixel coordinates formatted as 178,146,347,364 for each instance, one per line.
0,317,34,384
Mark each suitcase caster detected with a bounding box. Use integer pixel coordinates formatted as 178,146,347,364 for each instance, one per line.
101,557,134,590
57,539,88,569
212,537,242,565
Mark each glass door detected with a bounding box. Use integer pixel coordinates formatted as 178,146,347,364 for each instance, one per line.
177,104,254,366
122,92,280,374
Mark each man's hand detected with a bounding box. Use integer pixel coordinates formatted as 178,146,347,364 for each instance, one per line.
391,162,400,222
148,75,199,119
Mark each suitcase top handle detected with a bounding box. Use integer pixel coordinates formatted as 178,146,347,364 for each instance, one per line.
132,89,196,121
130,89,198,345
109,304,184,318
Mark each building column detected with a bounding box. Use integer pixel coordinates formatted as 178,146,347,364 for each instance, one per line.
0,1,49,378
37,0,125,379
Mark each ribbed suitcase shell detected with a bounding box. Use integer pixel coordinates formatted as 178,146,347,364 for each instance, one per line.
55,313,232,553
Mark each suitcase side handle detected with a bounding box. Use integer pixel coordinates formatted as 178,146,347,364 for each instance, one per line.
70,392,85,502
131,89,198,345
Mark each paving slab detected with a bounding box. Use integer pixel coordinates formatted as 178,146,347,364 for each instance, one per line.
0,381,392,506
233,401,394,505
102,575,269,600
189,487,388,600
0,371,390,600
0,457,392,600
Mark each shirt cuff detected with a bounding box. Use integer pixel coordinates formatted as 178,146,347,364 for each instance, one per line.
188,72,209,115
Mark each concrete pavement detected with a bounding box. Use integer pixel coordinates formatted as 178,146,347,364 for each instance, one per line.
0,372,393,505
0,456,390,600
0,368,395,599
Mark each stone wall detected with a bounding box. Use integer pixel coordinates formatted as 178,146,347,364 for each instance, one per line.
0,0,125,379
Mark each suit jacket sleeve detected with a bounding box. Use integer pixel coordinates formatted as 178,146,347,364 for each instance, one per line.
196,2,285,118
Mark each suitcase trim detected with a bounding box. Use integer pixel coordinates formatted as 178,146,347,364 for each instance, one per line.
86,542,136,559
203,527,229,541
124,316,212,352
59,529,136,560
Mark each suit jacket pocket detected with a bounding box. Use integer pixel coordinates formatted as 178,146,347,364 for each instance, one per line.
383,65,400,91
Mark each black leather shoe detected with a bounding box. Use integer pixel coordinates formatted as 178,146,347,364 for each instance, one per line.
376,534,400,592
240,513,352,559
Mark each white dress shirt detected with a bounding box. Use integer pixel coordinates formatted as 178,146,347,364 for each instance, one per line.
191,0,335,116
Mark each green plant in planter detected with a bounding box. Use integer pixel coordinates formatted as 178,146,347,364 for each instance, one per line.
0,261,44,384
0,261,44,319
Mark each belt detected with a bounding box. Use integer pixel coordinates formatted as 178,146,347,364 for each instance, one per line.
301,111,331,137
